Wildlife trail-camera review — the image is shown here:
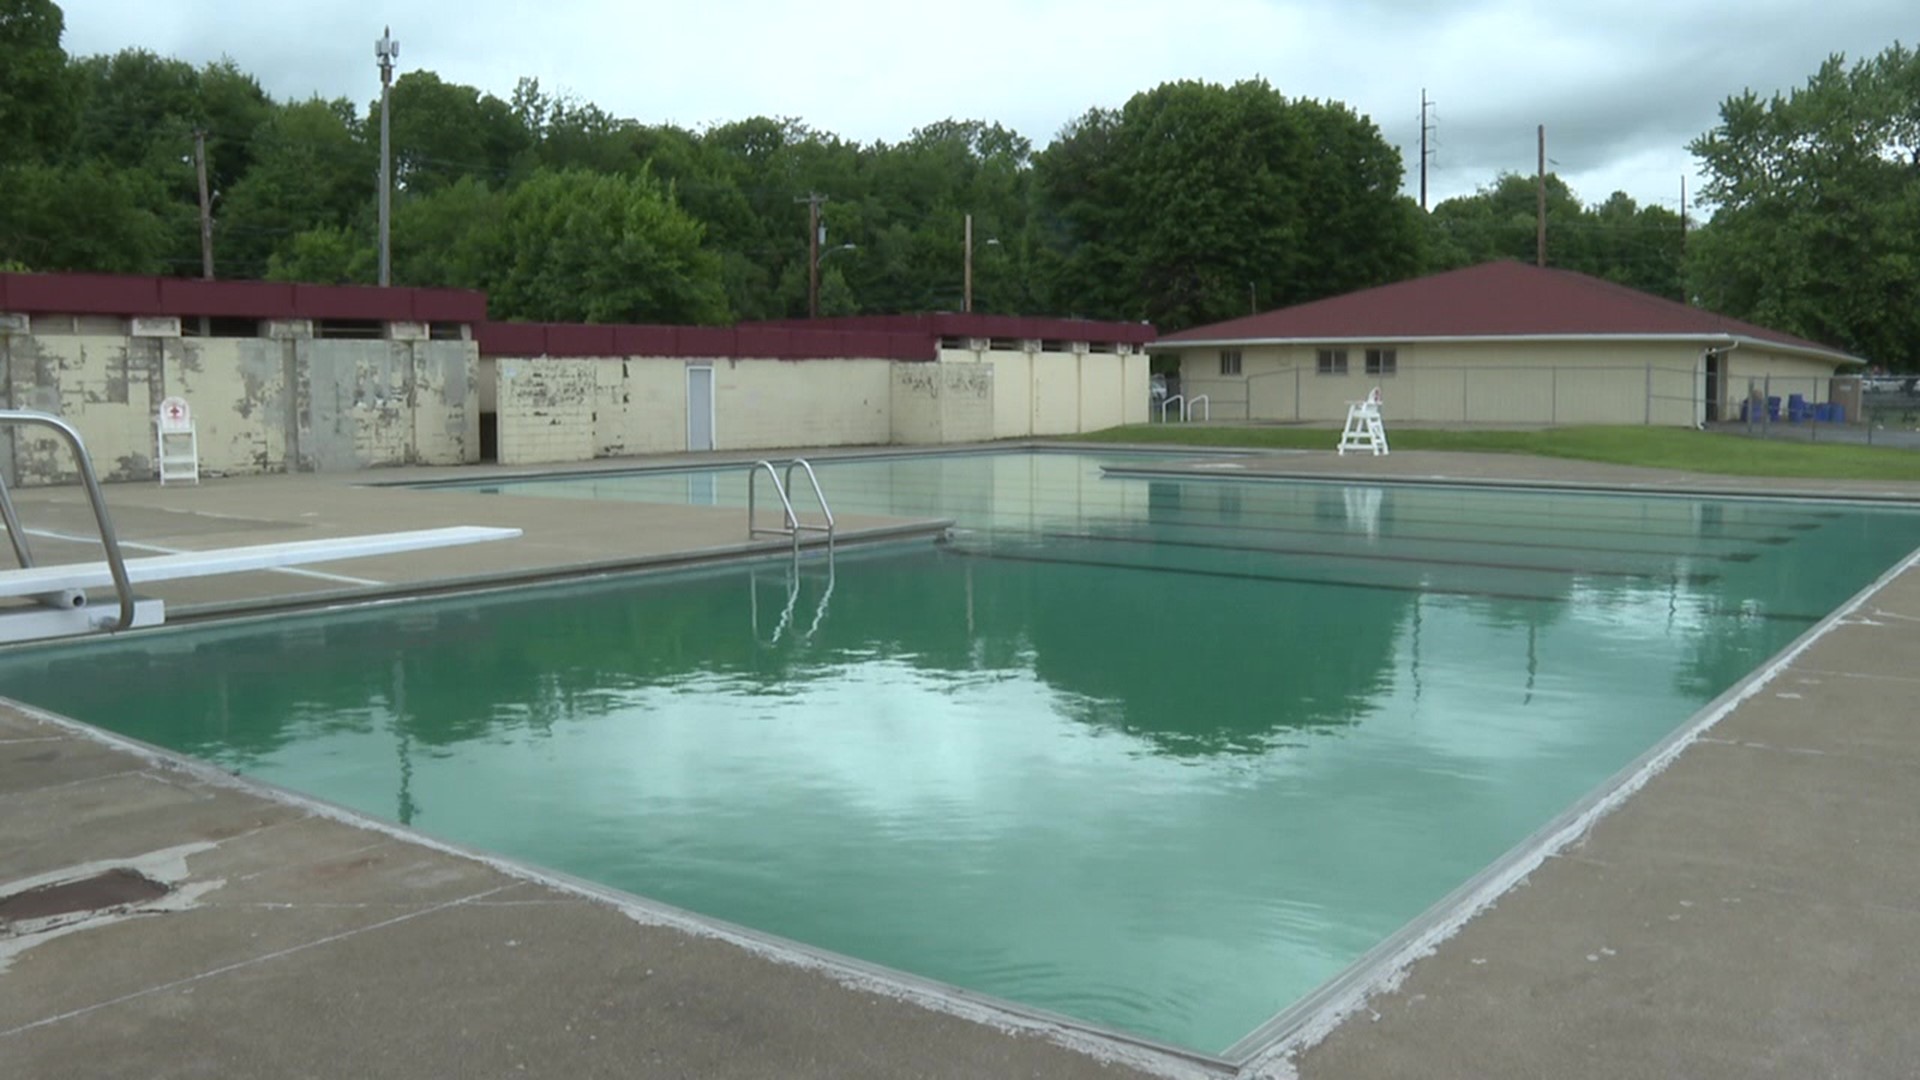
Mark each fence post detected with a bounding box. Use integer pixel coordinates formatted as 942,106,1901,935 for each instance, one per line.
1462,367,1470,422
1294,367,1301,422
1551,366,1558,425
1644,362,1652,425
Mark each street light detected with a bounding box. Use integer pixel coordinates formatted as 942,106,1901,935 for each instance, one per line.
375,27,399,287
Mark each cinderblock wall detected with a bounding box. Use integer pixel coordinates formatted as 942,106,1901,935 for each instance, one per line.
0,327,479,484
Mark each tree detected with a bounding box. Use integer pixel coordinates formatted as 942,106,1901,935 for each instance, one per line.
383,71,529,195
0,0,73,160
1423,175,1682,298
485,168,728,324
0,160,169,272
1034,79,1420,330
266,224,373,284
390,176,506,289
1689,44,1920,368
216,97,375,279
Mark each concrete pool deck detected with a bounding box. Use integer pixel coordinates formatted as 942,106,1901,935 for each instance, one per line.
4,445,1920,1078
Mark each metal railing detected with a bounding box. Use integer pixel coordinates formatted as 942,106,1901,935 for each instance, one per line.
1155,393,1212,422
747,458,836,556
0,410,137,630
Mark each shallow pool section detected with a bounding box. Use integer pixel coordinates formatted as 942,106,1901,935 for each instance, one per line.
6,452,1920,1056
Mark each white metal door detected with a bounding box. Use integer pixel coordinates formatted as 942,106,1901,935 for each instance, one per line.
687,365,714,451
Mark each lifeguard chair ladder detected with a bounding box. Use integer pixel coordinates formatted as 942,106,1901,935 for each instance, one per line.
1337,387,1390,456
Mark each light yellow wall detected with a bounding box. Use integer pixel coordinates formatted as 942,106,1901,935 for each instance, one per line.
496,357,596,465
1175,339,1844,427
714,358,892,451
1121,352,1150,426
408,343,478,467
174,337,289,474
984,350,1031,440
938,362,996,442
889,360,995,444
889,362,944,445
1078,351,1129,431
593,358,684,457
1029,353,1081,436
0,329,477,483
1721,348,1843,421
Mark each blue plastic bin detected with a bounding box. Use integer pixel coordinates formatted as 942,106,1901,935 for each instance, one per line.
1766,396,1781,421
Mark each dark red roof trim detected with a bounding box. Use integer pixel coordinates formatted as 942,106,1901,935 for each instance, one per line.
0,272,487,324
748,313,1157,347
476,322,938,362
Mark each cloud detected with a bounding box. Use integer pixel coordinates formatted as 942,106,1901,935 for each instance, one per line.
59,0,1915,214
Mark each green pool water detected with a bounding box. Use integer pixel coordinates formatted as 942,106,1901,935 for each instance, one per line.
5,451,1919,1056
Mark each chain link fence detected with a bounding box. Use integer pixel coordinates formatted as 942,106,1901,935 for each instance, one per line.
1154,367,1920,451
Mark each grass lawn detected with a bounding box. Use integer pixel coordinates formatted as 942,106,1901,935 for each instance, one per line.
1068,425,1920,482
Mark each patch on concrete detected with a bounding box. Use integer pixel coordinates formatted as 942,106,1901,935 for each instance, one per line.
0,867,170,923
0,840,224,972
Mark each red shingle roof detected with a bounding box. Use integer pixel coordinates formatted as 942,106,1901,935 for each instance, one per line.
1160,261,1857,362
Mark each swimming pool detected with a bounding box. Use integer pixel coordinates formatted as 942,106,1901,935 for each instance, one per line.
5,450,1919,1058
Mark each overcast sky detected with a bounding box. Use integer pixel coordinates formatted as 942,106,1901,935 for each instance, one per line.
60,0,1913,214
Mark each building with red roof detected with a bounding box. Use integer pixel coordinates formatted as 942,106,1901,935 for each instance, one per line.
1157,262,1862,427
0,270,1152,482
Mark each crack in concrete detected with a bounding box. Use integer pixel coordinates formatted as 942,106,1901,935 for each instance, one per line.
0,885,513,1039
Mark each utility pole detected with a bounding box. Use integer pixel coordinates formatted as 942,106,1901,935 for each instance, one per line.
797,192,827,318
963,213,973,313
1536,124,1546,268
1419,89,1436,212
193,130,214,280
376,27,399,287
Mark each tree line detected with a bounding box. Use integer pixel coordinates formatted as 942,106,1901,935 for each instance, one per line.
1,2,1914,366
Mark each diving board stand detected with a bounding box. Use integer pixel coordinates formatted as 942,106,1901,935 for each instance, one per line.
0,407,521,645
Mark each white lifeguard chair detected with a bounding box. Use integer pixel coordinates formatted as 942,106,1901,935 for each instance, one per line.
156,396,199,485
1337,387,1390,456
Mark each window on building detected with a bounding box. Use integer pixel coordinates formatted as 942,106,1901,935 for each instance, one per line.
1365,348,1398,376
1219,349,1243,375
1316,348,1349,375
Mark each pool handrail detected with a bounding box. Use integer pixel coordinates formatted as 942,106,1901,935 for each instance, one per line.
747,458,836,557
0,409,137,630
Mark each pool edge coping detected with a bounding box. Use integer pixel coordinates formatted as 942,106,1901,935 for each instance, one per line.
1222,537,1920,1076
0,698,1235,1080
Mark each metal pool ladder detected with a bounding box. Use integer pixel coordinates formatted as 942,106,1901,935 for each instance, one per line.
0,410,139,633
747,458,835,556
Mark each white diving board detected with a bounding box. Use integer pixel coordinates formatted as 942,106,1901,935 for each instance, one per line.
0,526,521,599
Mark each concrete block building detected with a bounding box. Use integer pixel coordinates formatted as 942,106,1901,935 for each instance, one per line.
0,272,1152,483
1160,262,1862,427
